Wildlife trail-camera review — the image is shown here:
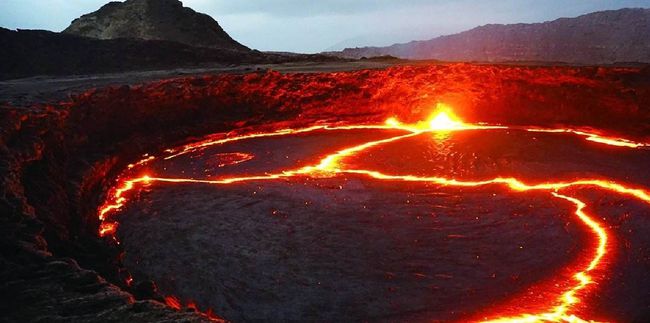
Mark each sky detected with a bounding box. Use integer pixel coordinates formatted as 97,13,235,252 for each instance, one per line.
1,0,649,53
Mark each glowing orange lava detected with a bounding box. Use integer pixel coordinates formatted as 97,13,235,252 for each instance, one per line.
526,128,647,148
384,103,506,133
165,295,182,310
426,103,467,130
97,105,650,322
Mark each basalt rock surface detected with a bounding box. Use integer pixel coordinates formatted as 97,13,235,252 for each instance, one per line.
1,63,650,321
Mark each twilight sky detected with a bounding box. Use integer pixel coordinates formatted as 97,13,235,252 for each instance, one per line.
1,0,649,53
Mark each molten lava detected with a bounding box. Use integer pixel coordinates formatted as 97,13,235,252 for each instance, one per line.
426,103,467,131
97,104,650,322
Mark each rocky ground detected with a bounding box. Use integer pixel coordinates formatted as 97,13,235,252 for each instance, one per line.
0,61,396,106
2,62,650,322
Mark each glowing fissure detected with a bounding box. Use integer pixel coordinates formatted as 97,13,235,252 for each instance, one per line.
163,124,404,160
525,128,647,148
98,107,650,322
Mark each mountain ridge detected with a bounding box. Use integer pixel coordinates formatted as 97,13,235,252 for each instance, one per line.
329,8,650,64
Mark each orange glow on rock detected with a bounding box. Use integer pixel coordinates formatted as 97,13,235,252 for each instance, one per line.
97,104,650,321
165,295,182,310
98,222,118,237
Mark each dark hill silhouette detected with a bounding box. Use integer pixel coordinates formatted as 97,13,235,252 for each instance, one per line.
63,0,248,51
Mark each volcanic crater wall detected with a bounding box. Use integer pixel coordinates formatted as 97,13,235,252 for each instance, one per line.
2,64,650,321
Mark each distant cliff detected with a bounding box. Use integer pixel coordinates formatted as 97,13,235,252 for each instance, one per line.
63,0,248,51
331,8,650,64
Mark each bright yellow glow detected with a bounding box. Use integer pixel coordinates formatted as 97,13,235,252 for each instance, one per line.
428,112,462,130
427,104,466,130
384,103,502,132
385,117,400,127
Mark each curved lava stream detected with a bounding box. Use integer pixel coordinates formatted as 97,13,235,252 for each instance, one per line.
98,106,650,322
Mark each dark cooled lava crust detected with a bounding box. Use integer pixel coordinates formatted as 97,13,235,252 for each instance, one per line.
109,125,650,322
2,63,650,321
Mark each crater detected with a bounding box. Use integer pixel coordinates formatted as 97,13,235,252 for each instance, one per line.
3,64,650,322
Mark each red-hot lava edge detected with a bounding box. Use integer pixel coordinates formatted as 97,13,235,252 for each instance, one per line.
98,107,650,323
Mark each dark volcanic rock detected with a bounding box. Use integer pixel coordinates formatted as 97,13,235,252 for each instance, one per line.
0,28,343,80
0,27,263,80
334,8,650,64
63,0,248,51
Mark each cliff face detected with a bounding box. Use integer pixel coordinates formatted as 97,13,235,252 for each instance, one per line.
334,8,650,64
63,0,248,50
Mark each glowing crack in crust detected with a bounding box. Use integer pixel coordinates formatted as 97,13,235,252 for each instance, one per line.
98,105,650,322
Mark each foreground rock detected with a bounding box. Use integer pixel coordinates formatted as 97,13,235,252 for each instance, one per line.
64,0,248,50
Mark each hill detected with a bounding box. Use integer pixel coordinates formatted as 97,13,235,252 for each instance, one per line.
63,0,248,51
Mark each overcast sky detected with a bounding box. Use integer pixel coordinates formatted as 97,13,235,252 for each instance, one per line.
1,0,649,53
